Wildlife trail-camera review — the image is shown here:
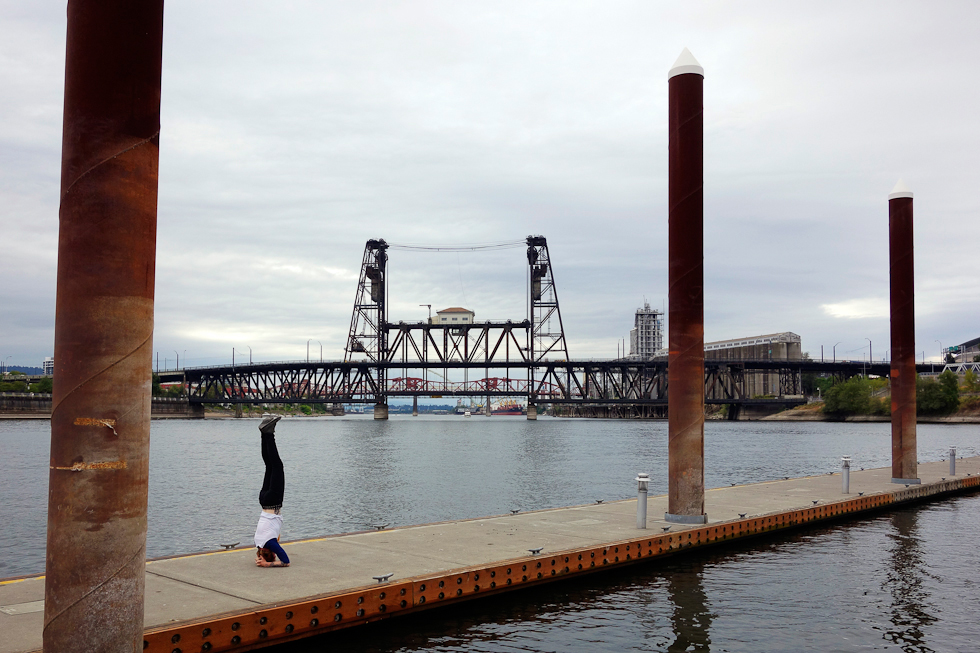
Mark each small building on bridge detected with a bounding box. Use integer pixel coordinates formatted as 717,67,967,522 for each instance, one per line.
434,307,475,325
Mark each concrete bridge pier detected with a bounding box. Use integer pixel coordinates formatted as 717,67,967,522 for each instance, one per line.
889,180,919,484
527,404,537,420
44,1,165,650
412,396,418,416
665,48,707,525
374,403,389,420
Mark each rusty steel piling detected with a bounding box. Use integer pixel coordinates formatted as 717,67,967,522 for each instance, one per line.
44,1,165,650
666,49,707,524
888,180,918,485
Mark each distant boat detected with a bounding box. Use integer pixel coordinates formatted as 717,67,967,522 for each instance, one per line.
491,402,526,416
464,410,471,417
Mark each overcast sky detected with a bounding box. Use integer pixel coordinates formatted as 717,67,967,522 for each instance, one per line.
2,1,979,369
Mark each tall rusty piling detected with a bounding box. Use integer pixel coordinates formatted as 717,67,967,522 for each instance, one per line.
666,48,707,524
888,180,919,484
44,1,164,650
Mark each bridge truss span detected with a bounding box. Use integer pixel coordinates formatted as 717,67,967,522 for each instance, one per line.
177,234,906,413
178,358,883,410
385,320,532,365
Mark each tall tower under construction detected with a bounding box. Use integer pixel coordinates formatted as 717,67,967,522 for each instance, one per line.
629,302,663,360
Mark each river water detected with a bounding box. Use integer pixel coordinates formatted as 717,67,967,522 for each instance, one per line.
2,416,979,651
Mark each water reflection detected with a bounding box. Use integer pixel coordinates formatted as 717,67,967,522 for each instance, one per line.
882,509,938,653
664,560,713,652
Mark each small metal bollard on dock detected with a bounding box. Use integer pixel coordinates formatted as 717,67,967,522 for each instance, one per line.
636,473,650,529
950,446,957,476
841,456,851,494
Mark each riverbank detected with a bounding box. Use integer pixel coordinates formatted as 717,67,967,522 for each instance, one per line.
762,401,980,423
0,395,204,419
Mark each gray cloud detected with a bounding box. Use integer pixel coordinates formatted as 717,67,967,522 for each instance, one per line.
2,1,978,368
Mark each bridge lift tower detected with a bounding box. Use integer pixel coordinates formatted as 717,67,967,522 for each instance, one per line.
344,238,390,416
526,236,569,418
526,235,568,362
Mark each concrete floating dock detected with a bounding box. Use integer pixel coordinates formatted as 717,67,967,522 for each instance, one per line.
3,458,978,653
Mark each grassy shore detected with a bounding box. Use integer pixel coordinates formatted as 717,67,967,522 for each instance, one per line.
763,400,980,423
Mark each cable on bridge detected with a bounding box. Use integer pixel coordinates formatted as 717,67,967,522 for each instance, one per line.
387,240,525,252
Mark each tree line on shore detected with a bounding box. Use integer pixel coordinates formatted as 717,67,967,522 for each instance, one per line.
820,370,971,417
0,371,51,394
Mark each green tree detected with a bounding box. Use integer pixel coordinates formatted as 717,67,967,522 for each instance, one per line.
963,369,979,394
152,373,162,396
29,378,53,393
823,376,873,415
814,376,835,396
917,371,959,415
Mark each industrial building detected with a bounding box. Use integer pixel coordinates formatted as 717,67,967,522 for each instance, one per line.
705,332,802,398
628,302,663,360
621,302,802,398
705,332,802,361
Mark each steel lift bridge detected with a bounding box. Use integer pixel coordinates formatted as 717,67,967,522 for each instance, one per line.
181,235,868,417
342,236,571,415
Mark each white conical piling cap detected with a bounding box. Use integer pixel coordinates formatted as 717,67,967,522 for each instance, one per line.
668,48,704,80
889,178,913,200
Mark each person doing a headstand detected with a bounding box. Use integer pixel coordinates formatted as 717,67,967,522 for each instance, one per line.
254,414,290,568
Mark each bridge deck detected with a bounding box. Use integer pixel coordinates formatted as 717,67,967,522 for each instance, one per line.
2,458,977,653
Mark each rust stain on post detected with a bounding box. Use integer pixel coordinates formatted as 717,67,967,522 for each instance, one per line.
73,417,117,427
666,50,706,523
44,1,164,651
52,460,129,472
888,182,917,483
